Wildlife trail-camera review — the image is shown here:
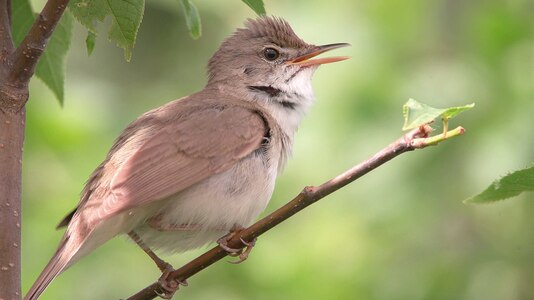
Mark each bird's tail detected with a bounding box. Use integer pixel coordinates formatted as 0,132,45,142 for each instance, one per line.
24,235,80,300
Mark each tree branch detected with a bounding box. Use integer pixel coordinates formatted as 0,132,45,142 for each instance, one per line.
127,124,466,300
7,0,69,90
0,0,14,61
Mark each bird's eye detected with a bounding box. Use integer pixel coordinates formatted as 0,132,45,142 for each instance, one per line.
263,48,280,61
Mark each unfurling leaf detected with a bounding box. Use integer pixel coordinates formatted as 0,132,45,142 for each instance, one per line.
465,166,534,204
441,104,476,121
179,0,202,39
402,98,474,131
241,0,266,16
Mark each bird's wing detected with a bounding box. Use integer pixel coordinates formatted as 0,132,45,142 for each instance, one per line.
103,104,268,217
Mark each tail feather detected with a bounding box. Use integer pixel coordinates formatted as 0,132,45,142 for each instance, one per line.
25,211,126,299
24,236,78,300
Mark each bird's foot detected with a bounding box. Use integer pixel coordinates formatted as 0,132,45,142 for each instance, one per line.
217,230,257,264
155,264,188,299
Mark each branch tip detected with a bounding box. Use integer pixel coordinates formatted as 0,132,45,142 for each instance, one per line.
411,126,465,148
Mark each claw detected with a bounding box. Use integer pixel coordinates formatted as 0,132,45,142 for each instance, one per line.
217,233,257,264
156,266,178,299
177,278,189,287
155,290,172,299
217,235,243,256
129,230,188,298
228,238,256,264
155,265,189,299
155,285,175,299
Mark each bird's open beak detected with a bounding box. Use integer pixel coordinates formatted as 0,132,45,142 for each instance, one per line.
287,43,350,67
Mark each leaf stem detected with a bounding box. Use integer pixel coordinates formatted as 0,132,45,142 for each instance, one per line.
442,117,449,136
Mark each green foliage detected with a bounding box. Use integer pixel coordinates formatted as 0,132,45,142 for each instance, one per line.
11,0,33,45
241,0,266,16
11,0,266,104
68,0,145,61
465,166,534,204
176,0,265,39
12,0,73,104
179,0,202,39
402,99,474,131
85,31,96,55
35,14,73,105
67,0,264,60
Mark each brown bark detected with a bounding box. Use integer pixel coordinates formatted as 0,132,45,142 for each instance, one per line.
0,0,69,298
0,109,25,300
8,0,69,90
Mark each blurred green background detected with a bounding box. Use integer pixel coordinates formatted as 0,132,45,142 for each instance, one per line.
21,0,533,299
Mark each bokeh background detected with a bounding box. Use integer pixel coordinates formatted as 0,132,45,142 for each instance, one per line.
21,0,533,299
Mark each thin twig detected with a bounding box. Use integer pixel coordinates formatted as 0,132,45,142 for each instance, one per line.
127,124,465,300
7,0,69,89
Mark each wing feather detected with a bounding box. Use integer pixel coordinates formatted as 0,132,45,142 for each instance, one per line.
106,104,267,216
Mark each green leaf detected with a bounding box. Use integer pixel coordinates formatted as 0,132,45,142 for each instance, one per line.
442,104,476,120
69,0,145,61
12,0,73,104
179,0,201,39
241,0,266,16
465,166,534,204
86,31,96,55
35,12,74,105
11,0,34,46
402,98,474,131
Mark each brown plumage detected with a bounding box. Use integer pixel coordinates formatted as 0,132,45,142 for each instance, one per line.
25,16,348,299
25,93,279,300
242,16,308,48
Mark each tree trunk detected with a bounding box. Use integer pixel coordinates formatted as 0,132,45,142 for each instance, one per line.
0,107,25,299
0,0,68,296
1,1,25,297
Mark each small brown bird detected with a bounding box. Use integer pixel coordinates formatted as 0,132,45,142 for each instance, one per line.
25,16,348,299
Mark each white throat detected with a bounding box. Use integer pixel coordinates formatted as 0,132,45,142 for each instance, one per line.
254,67,316,140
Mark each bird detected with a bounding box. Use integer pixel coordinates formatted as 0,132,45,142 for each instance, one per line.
24,16,349,299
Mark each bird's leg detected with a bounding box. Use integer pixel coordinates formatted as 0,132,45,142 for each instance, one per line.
128,231,172,272
217,225,257,264
128,231,187,299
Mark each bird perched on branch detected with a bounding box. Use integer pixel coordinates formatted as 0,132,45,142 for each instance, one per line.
25,16,348,299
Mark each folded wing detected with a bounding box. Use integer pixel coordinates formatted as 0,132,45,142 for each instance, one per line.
105,104,268,217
